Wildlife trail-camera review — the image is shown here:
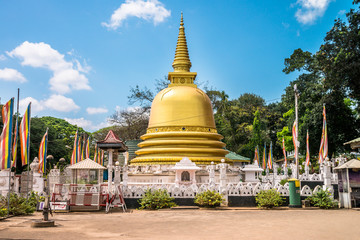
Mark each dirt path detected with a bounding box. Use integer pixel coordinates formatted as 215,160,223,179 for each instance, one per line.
1,209,359,240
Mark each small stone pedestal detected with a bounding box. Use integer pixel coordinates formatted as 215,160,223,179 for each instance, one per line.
31,220,55,228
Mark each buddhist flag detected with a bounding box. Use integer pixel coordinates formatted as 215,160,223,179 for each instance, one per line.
94,144,98,163
318,105,328,163
254,146,260,166
268,142,273,170
11,114,19,168
38,129,48,173
0,98,14,170
85,137,90,159
292,120,298,160
262,143,267,169
100,150,104,166
78,135,82,161
19,103,31,166
71,130,79,165
282,137,287,167
306,130,310,166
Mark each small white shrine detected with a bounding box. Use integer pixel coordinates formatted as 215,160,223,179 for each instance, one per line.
171,157,200,186
241,161,263,182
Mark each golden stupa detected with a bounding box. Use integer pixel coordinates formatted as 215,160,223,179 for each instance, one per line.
130,14,228,165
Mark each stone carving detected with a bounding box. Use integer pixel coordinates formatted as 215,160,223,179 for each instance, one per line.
301,185,312,196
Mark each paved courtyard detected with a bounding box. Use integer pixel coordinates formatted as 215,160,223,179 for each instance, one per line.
0,209,359,240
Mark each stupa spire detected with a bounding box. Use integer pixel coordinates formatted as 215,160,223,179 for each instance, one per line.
172,12,192,72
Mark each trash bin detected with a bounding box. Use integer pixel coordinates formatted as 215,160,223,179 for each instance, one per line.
288,178,301,208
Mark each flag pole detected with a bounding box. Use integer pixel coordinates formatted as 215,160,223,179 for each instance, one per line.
26,102,32,198
7,96,16,216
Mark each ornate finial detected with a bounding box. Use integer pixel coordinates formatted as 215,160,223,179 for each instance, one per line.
172,13,191,72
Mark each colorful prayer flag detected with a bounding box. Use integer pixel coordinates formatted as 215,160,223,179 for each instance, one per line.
254,146,260,166
19,103,31,166
0,98,14,170
268,142,273,170
94,144,98,163
38,129,48,173
100,150,104,166
319,105,328,163
306,130,310,166
292,120,298,160
71,130,79,165
262,143,267,169
282,137,287,167
85,137,90,159
11,114,18,168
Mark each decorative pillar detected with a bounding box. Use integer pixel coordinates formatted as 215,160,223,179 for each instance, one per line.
108,149,114,191
208,162,215,186
30,157,44,195
217,159,228,192
114,161,121,185
122,165,128,187
323,157,333,192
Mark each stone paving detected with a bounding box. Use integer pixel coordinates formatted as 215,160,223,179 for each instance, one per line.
1,208,359,240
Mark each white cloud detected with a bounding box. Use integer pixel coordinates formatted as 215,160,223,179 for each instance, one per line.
295,0,332,25
0,54,6,61
65,118,112,131
19,95,79,114
86,107,108,115
64,117,93,129
0,68,27,83
44,94,80,112
7,41,91,94
102,0,171,30
19,97,45,113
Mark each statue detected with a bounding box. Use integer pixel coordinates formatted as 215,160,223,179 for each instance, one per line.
30,157,40,173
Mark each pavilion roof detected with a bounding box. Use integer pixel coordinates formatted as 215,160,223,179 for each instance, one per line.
226,151,250,162
67,158,106,170
334,159,360,170
344,137,360,149
97,130,128,151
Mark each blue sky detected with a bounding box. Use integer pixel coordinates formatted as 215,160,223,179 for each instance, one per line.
0,0,355,132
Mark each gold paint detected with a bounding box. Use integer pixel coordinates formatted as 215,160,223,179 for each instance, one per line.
130,13,228,165
147,126,218,134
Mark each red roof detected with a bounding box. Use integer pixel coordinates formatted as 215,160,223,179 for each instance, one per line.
97,130,123,144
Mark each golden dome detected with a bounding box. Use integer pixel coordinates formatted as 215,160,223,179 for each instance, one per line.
148,86,215,129
130,14,228,166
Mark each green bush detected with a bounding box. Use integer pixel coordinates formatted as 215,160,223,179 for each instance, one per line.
280,179,288,186
277,167,282,175
255,189,284,209
306,189,338,209
0,191,43,217
287,168,292,176
194,190,225,208
0,207,7,218
138,189,177,210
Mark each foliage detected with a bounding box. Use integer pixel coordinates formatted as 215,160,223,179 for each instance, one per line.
0,191,43,216
280,179,288,186
11,116,88,174
194,190,225,208
255,189,284,209
108,107,149,141
287,168,292,176
138,189,176,210
306,189,338,209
